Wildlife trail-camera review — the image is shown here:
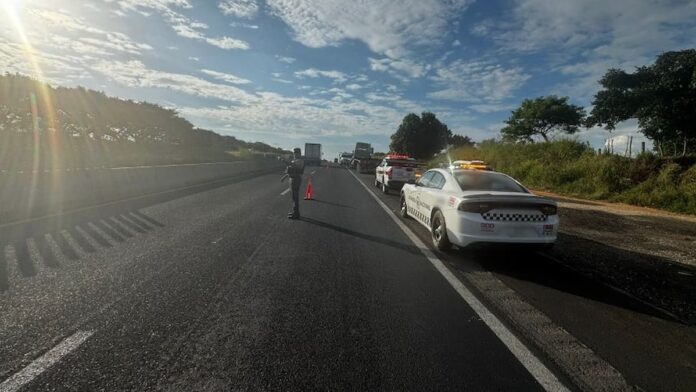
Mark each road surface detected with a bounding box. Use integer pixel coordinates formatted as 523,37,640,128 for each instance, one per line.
1,166,694,391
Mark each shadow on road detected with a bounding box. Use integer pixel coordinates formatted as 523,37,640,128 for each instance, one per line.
308,199,355,209
458,237,694,325
299,217,421,256
0,210,165,292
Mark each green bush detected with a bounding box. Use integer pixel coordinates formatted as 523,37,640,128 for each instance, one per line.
435,139,696,214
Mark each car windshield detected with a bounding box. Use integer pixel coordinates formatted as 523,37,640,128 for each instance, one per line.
453,171,528,193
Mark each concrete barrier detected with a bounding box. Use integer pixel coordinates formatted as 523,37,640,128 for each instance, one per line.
0,159,283,224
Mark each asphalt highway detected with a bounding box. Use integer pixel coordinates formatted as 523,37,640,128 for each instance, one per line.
1,165,694,391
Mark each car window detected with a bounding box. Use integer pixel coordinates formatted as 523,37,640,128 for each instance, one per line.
453,171,528,193
418,171,436,187
429,172,446,189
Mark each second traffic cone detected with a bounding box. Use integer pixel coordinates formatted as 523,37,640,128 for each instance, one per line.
304,179,314,200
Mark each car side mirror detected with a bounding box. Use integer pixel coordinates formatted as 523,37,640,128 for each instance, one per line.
407,179,416,185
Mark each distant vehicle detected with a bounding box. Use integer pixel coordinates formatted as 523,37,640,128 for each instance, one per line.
304,143,322,166
400,164,558,250
351,142,380,173
374,154,422,194
333,158,338,164
339,152,353,166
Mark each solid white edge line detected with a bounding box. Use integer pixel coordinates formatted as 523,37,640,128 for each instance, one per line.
347,169,569,392
0,330,94,392
280,188,291,196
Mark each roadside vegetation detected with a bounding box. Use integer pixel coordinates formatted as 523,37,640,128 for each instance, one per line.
388,49,696,214
0,74,287,169
431,140,696,214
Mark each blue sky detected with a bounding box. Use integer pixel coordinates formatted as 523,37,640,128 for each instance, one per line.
2,0,696,158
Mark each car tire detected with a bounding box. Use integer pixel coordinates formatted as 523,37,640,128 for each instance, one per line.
381,181,389,194
431,210,452,251
400,195,409,218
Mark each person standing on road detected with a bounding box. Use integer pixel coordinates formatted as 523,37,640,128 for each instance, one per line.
285,147,305,219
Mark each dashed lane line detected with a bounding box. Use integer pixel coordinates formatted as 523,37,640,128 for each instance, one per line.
0,330,94,392
280,188,291,196
347,168,570,392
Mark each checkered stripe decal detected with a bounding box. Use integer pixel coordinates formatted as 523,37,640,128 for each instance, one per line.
408,206,431,226
482,212,547,222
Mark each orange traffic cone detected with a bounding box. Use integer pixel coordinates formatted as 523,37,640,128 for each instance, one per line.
304,179,314,200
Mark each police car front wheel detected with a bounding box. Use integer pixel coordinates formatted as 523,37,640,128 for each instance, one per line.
431,210,452,251
400,196,409,218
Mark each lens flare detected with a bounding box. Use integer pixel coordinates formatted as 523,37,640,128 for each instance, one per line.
2,0,63,215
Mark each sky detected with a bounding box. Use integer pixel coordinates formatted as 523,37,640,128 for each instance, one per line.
1,0,696,159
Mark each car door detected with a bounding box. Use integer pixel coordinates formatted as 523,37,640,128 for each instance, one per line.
419,171,447,226
410,171,435,225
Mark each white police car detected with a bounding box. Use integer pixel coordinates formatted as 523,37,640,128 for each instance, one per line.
374,154,421,194
399,163,558,250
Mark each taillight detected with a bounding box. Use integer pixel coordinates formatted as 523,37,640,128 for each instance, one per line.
458,202,493,213
386,167,393,179
539,205,557,215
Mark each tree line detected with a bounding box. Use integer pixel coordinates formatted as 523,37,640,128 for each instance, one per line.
389,49,696,159
0,74,286,169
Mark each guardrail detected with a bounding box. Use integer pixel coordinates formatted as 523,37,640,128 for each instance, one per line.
0,159,283,224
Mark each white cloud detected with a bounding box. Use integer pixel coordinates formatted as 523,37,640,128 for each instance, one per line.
294,68,347,82
113,0,250,50
266,0,472,80
369,57,428,79
452,39,461,47
201,69,252,84
476,0,696,102
93,60,258,103
230,22,260,29
276,55,296,63
205,36,250,50
218,0,259,18
469,103,515,113
428,60,530,102
345,83,362,91
266,0,472,58
188,56,200,61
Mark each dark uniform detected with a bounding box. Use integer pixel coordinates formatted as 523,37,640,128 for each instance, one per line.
286,151,305,219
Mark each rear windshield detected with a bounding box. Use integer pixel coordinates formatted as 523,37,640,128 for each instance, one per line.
453,171,528,193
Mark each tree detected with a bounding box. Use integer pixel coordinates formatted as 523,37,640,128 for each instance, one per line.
389,112,452,159
501,96,585,143
449,134,475,148
587,49,696,156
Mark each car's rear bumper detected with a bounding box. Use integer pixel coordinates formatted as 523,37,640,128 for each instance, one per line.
447,212,559,248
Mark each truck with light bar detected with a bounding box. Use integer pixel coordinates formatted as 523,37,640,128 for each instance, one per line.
374,153,422,194
350,142,380,174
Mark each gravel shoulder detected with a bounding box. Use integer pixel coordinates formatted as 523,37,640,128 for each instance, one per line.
535,190,696,324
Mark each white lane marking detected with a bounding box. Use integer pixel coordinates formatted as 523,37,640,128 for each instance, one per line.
347,169,569,392
310,170,316,175
0,330,94,392
280,188,291,196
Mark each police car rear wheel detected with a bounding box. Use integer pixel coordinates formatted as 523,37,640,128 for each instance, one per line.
400,196,409,218
431,210,452,251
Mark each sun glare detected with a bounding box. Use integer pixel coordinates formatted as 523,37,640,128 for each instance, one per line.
2,0,63,214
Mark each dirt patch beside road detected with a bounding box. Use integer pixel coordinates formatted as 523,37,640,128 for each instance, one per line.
535,190,696,324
